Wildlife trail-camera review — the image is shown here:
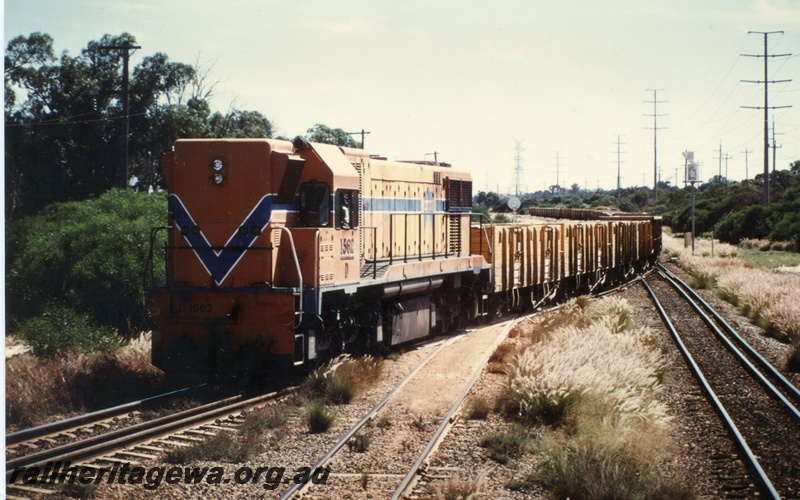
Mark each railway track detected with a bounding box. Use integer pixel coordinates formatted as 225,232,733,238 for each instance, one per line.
644,265,800,499
6,387,296,498
272,274,650,498
4,309,527,499
5,276,661,498
277,317,519,499
6,385,205,460
390,319,515,499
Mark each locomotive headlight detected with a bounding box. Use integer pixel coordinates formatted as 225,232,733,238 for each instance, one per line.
211,159,224,171
211,173,224,185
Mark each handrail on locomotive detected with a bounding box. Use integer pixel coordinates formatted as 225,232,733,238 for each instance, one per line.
358,210,494,279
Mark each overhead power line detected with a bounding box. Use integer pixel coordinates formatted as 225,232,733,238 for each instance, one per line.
510,138,525,197
552,151,562,194
5,111,148,128
713,143,732,186
771,116,783,173
610,135,627,198
644,89,667,202
741,148,753,180
740,31,792,206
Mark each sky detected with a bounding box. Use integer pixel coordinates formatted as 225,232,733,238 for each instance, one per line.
4,0,800,195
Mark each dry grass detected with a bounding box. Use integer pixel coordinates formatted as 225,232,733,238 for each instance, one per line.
347,433,372,453
664,232,800,352
296,355,382,436
494,299,594,377
740,238,798,253
508,322,668,428
165,403,288,464
717,269,800,344
487,341,519,374
534,415,694,500
165,430,262,464
500,296,689,497
464,396,492,420
663,233,739,259
302,354,383,404
506,297,668,428
240,405,288,432
6,333,164,428
435,472,487,500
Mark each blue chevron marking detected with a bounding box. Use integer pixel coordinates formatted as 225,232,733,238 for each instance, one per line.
170,194,296,286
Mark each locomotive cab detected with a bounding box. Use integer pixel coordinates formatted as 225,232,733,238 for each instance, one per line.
148,138,371,376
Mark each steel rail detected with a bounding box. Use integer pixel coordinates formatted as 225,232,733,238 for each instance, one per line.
389,273,649,499
656,267,800,423
6,388,293,474
641,277,780,499
390,317,519,500
278,334,468,500
658,263,800,405
7,384,205,446
278,264,653,499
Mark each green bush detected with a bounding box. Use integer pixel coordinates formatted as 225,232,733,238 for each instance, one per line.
347,434,372,453
769,212,800,247
465,396,491,420
17,305,121,358
305,400,336,433
7,189,167,335
324,374,358,405
471,204,491,224
165,431,262,464
480,430,532,464
786,346,800,373
514,389,583,426
716,205,771,244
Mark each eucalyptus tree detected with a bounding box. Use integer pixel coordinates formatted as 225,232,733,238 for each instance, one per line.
5,33,218,216
304,123,359,147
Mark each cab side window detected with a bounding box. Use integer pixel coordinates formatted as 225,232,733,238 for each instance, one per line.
299,181,330,227
335,189,359,230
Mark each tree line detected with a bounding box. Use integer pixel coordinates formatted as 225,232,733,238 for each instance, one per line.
4,32,358,220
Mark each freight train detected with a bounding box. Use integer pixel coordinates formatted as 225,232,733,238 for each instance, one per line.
146,138,661,375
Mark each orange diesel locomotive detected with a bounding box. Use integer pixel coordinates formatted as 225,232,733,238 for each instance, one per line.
147,138,660,375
